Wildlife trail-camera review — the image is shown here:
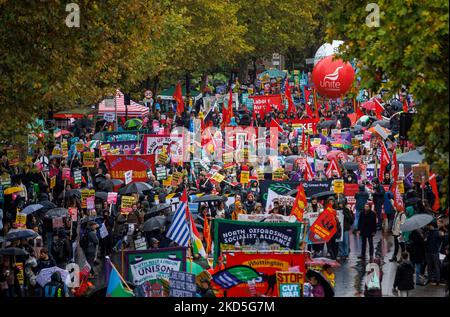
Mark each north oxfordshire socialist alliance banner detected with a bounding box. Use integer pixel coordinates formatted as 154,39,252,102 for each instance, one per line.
104,154,155,182
218,252,306,297
213,219,303,266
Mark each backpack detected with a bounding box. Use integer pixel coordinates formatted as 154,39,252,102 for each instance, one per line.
44,284,65,297
80,232,89,250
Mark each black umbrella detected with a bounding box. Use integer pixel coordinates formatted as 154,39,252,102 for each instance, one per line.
95,191,108,200
312,191,337,201
111,179,124,186
58,189,81,200
317,120,337,129
148,203,171,214
192,195,227,203
6,229,38,241
120,182,153,195
0,247,29,256
38,200,57,211
98,179,115,192
343,162,359,170
80,216,104,225
142,216,167,232
45,208,69,219
305,269,334,297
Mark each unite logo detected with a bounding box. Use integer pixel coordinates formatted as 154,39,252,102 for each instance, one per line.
320,66,343,91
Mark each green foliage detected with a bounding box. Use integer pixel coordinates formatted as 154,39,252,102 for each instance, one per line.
326,0,449,207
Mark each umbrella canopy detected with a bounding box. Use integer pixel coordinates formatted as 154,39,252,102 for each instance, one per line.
21,204,44,215
37,200,57,212
0,247,29,256
306,257,340,268
6,229,38,241
124,118,143,130
58,189,81,200
49,154,62,160
98,179,115,192
370,120,390,128
4,187,23,195
36,267,70,287
45,208,69,219
326,150,349,161
192,195,227,203
80,216,104,225
120,182,153,195
317,120,337,130
186,260,204,275
343,162,359,170
305,269,334,297
142,216,167,232
312,191,337,201
400,214,434,232
95,191,108,200
54,129,71,138
397,149,425,165
148,203,171,214
111,179,124,186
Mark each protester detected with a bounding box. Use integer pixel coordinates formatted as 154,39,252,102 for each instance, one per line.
393,252,415,297
358,203,377,261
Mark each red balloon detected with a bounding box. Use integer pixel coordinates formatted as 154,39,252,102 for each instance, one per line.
312,55,355,98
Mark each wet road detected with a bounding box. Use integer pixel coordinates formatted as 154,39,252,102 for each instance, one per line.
334,231,447,297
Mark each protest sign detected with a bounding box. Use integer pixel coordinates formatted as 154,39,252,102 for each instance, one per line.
333,179,344,194
212,173,225,184
62,168,71,180
237,213,297,223
121,196,135,214
134,237,147,251
398,180,405,194
99,223,109,239
16,263,24,285
15,212,27,229
162,176,172,187
68,207,78,221
107,192,118,204
142,135,184,159
73,169,82,184
309,207,337,243
171,172,182,187
412,164,430,183
86,196,95,210
169,271,197,297
248,95,283,119
61,141,68,157
223,251,306,297
213,219,303,265
81,189,95,209
105,155,155,182
272,168,284,180
240,170,250,184
276,272,304,297
76,142,84,152
158,151,168,165
265,188,296,211
50,176,56,189
321,129,328,136
124,170,133,185
125,247,186,297
83,152,95,168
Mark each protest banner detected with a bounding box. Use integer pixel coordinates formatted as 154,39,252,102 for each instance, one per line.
169,271,197,297
237,214,297,223
124,170,133,185
121,196,135,214
7,149,19,166
81,189,95,209
107,192,118,204
213,219,303,265
248,94,283,119
15,212,27,229
103,130,144,142
276,272,304,297
124,247,186,297
83,152,95,168
221,251,306,297
309,207,337,243
102,141,139,155
142,134,184,159
333,179,344,194
104,155,155,182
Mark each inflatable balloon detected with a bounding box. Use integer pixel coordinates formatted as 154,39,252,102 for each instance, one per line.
312,55,355,98
314,40,344,65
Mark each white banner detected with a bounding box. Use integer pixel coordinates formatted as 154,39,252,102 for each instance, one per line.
129,258,182,285
238,213,297,223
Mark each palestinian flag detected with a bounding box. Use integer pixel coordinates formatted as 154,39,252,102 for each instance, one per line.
212,265,260,289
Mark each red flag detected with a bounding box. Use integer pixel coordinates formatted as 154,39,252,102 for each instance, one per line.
325,159,341,178
173,82,184,116
392,181,404,212
402,98,408,113
324,102,329,112
391,149,399,181
269,119,283,132
285,78,294,114
309,205,337,243
373,98,385,120
304,161,314,181
429,173,441,212
304,89,313,117
203,213,212,254
221,89,233,129
379,141,390,182
313,89,320,119
290,183,307,222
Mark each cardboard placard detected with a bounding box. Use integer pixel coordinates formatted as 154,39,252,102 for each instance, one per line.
68,207,78,221
240,170,250,184
62,168,71,180
15,212,27,229
134,237,148,251
333,179,344,194
83,152,95,168
124,170,133,185
81,189,95,209
276,272,304,297
171,172,182,187
61,141,68,157
86,196,95,210
257,169,265,181
169,271,197,297
107,192,118,204
158,152,168,165
412,164,430,183
397,180,405,194
273,168,285,180
163,176,173,187
156,166,167,181
121,196,135,214
212,173,225,183
76,142,84,152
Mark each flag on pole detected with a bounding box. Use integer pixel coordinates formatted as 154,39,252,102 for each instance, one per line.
285,77,294,114
373,98,385,120
166,189,190,247
379,141,390,182
173,81,184,116
105,257,134,297
391,149,399,181
313,89,319,119
429,173,441,212
290,183,307,222
221,89,233,129
392,181,404,212
188,211,207,258
402,98,408,113
269,119,284,133
304,160,314,181
203,214,212,254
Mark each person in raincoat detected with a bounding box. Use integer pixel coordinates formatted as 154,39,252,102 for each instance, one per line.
390,207,407,262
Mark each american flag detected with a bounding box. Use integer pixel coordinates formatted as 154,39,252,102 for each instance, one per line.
98,90,149,117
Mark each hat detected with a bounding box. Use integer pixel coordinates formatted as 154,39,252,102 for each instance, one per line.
150,238,160,244
247,192,255,200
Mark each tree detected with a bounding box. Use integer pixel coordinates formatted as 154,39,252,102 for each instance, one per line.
326,0,449,207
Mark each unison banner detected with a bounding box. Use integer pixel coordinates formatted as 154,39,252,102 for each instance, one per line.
213,219,303,265
125,247,186,297
220,252,306,297
104,154,155,182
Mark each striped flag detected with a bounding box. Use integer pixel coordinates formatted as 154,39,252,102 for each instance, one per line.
166,190,190,247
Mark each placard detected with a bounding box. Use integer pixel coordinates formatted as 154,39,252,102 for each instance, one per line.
107,192,118,204
156,166,167,181
272,168,285,180
73,169,82,184
351,138,360,148
121,196,135,214
61,141,68,157
171,172,182,187
276,272,303,297
68,207,78,221
397,180,405,194
81,189,95,209
240,170,249,184
412,164,430,183
162,176,173,187
83,152,95,168
169,271,196,297
333,179,344,194
50,176,56,189
16,263,24,285
124,170,133,185
99,223,109,239
62,168,71,180
76,142,84,152
321,129,328,136
15,212,27,229
86,196,95,210
158,152,168,165
257,169,265,181
134,237,148,251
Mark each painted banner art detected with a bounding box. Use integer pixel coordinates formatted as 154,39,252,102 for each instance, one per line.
104,154,155,182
